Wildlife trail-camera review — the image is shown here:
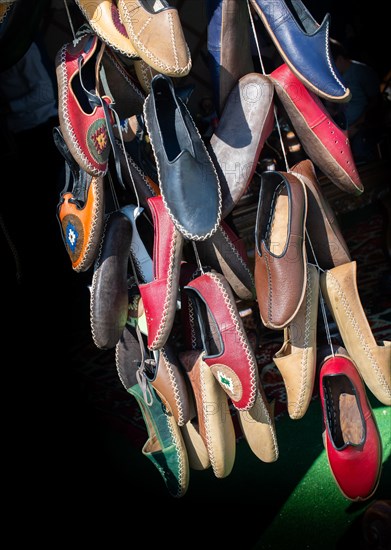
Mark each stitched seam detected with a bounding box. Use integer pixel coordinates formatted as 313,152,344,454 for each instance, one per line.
207,272,257,409
165,415,185,498
120,3,191,74
115,138,156,197
187,299,198,350
160,348,185,426
74,177,102,272
115,340,128,390
59,44,104,176
168,12,179,70
89,213,110,347
200,364,218,475
327,271,390,396
150,230,177,348
143,99,222,241
129,249,145,283
104,51,145,100
324,23,347,91
219,226,255,288
0,3,12,24
265,254,273,324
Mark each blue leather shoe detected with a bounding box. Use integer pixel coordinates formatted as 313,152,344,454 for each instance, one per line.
249,0,351,102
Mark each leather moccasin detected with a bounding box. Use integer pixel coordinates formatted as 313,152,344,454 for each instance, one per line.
290,159,351,269
90,211,132,349
249,0,350,102
255,170,307,329
273,263,319,419
321,261,391,406
319,351,382,501
144,74,222,240
56,32,113,176
74,0,139,58
54,126,105,272
117,0,191,77
270,64,363,196
208,72,274,219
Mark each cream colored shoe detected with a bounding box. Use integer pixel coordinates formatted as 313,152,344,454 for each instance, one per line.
273,263,320,419
321,261,391,406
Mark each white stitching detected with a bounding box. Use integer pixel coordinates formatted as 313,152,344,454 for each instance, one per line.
160,348,185,427
199,361,218,476
219,225,255,289
165,414,186,498
325,23,347,91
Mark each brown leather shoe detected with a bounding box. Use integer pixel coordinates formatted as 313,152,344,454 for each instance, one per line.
255,170,307,329
290,159,351,270
117,0,191,77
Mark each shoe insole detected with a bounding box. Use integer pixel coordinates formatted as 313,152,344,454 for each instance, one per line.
266,185,289,256
71,42,100,115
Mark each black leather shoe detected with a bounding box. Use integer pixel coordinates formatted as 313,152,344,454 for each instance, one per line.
143,74,222,241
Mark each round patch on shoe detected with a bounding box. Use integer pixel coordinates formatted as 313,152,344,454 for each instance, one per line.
210,364,243,403
86,118,110,165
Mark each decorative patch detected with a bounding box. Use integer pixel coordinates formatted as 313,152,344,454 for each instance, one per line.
65,221,79,252
111,4,128,37
217,370,234,394
87,119,110,164
61,214,84,263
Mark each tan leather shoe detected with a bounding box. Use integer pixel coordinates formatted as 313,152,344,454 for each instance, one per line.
290,159,351,270
118,0,191,76
238,386,279,463
180,418,211,471
179,350,236,479
74,0,139,58
273,263,320,419
133,58,160,93
321,261,391,406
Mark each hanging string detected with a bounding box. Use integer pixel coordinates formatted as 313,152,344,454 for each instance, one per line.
106,171,120,211
192,241,205,275
247,0,289,171
305,228,335,357
63,0,76,40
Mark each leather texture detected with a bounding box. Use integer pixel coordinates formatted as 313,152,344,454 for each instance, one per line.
238,388,279,463
74,0,138,58
273,263,319,419
290,159,352,269
196,220,256,301
180,419,211,471
144,74,222,241
270,64,363,195
54,126,105,272
179,350,236,478
249,0,350,101
90,211,132,349
117,0,191,77
185,270,259,411
209,72,274,218
320,261,391,406
206,0,254,115
255,170,307,329
121,204,153,283
139,196,184,350
56,33,112,176
319,353,382,501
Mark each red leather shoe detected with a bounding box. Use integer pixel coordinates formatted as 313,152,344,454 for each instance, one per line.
184,270,258,410
56,32,113,176
139,196,184,350
270,63,363,196
319,352,383,501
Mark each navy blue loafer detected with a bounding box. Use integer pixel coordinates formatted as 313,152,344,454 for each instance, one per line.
143,74,222,241
249,0,351,102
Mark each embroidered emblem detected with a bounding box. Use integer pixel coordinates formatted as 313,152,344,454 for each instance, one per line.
87,119,110,164
111,5,128,37
217,371,234,394
66,221,79,252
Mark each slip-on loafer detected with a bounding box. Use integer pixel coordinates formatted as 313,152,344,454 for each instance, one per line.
74,0,139,58
208,72,274,219
54,126,105,272
144,74,222,241
116,323,189,498
255,170,307,329
139,196,184,350
290,159,352,269
319,351,382,501
90,210,132,349
56,32,113,176
206,0,254,115
179,350,236,478
117,0,191,77
195,220,256,301
184,270,259,411
238,386,279,463
249,0,350,102
273,263,319,419
320,261,391,406
270,64,363,196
